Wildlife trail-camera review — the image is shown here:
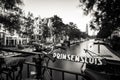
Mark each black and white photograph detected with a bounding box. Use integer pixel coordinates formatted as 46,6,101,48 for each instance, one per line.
0,0,120,80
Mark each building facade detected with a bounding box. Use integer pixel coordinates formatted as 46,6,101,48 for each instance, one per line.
0,26,29,47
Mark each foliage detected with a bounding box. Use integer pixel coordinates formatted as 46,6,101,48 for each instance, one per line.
42,24,50,39
79,0,120,38
50,15,89,40
23,12,35,36
0,10,22,31
66,22,81,40
50,15,85,40
0,0,23,10
110,36,120,50
0,0,23,32
51,15,65,36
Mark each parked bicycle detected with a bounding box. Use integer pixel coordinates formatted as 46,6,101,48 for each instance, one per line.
31,46,56,80
0,50,25,80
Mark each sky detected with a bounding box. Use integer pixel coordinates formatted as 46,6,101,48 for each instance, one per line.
22,0,92,33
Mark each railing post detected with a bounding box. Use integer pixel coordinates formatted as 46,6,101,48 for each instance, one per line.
6,74,8,80
50,69,53,80
62,72,64,80
34,55,43,80
76,74,78,80
27,64,30,78
13,72,15,80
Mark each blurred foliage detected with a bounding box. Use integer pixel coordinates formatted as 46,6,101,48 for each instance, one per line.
51,15,89,40
0,0,89,42
79,0,120,38
0,0,23,32
110,36,120,50
23,12,35,36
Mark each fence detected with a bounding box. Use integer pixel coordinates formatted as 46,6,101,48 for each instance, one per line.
0,48,86,80
24,62,85,80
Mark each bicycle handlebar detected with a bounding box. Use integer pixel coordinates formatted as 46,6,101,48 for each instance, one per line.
41,45,68,62
42,51,56,62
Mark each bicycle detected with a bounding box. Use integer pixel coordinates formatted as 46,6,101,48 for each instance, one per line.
0,51,25,80
29,46,93,80
30,46,56,80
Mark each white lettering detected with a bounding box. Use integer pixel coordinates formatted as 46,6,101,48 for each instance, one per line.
67,54,71,60
84,57,88,63
75,56,80,62
70,55,74,61
57,53,61,59
62,54,67,59
89,58,94,64
98,58,102,65
53,53,57,58
80,57,85,63
52,53,103,65
94,58,97,65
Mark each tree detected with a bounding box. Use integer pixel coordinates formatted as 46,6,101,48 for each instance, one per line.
42,24,50,42
0,0,23,10
79,0,120,38
66,22,83,40
51,15,66,42
0,0,23,32
23,12,35,37
51,15,65,35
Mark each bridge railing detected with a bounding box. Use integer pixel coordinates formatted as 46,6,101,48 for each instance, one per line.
24,61,85,80
0,48,86,80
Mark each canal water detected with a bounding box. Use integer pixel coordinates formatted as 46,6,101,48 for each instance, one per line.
22,41,89,80
1,41,94,80
0,41,90,80
48,42,88,80
2,40,120,80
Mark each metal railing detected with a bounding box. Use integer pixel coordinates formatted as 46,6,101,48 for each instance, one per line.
0,48,86,80
24,62,85,80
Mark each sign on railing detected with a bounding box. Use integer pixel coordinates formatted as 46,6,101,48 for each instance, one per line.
53,53,103,65
0,48,103,65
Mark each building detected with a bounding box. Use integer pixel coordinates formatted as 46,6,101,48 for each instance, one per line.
0,32,5,46
0,26,29,47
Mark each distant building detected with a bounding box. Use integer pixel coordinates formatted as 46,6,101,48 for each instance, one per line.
0,25,29,47
0,32,5,46
29,17,69,44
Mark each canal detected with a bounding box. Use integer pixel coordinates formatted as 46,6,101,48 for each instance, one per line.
1,39,120,80
20,41,89,80
23,39,120,80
